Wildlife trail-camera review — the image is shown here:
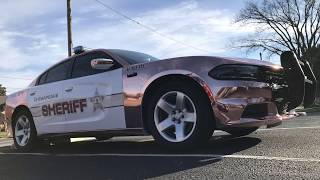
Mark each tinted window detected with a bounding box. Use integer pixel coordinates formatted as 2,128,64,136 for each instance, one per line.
38,72,47,85
108,49,158,65
72,52,121,78
46,60,73,83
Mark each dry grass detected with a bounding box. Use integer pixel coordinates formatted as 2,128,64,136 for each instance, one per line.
0,131,8,138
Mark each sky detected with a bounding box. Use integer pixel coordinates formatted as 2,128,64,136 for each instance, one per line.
0,0,279,94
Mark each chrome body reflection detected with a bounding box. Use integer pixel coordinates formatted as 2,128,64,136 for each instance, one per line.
122,56,284,130
5,50,286,134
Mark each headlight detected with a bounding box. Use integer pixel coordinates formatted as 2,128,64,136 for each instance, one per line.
208,64,284,83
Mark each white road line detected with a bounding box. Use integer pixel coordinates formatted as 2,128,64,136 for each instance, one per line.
71,137,96,142
258,126,320,131
223,154,320,162
0,152,319,163
212,126,320,134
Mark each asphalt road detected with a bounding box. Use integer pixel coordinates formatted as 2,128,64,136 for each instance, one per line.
0,113,320,180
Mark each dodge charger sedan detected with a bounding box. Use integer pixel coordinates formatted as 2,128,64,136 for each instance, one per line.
4,47,317,151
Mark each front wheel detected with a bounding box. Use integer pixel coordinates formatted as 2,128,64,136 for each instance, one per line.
147,81,214,149
12,110,38,151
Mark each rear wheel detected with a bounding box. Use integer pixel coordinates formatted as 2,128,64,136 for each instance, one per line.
225,127,258,137
13,110,38,151
147,81,214,149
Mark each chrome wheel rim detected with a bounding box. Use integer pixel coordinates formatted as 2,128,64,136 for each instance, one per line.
15,115,31,147
154,91,197,143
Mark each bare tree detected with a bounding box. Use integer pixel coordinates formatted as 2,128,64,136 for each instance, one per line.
0,85,5,112
306,45,320,100
235,0,320,60
235,0,320,101
0,85,5,96
0,85,6,133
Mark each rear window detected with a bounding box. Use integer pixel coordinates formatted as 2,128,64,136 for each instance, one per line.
45,60,73,83
38,72,47,85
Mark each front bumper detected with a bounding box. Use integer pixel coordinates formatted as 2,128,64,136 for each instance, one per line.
224,114,283,128
208,82,287,129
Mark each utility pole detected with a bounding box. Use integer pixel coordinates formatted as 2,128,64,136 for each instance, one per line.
67,0,73,57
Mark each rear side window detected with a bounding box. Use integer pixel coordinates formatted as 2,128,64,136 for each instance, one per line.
46,60,73,83
72,52,121,78
38,72,47,85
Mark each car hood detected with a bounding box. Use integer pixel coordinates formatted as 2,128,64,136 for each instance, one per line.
220,56,279,66
154,56,279,68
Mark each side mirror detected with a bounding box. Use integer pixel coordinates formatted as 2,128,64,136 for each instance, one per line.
91,58,114,70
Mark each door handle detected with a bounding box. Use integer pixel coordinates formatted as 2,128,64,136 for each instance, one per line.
127,72,137,78
30,92,36,96
64,87,73,92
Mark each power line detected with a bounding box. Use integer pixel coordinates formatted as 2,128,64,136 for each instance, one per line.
0,76,33,80
92,0,211,54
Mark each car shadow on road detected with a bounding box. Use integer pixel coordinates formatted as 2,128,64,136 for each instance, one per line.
1,134,261,154
0,135,261,180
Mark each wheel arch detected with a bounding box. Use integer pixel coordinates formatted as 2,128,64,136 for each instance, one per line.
141,74,215,134
11,105,37,134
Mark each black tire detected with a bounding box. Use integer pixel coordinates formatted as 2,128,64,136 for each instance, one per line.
147,81,214,149
95,136,113,141
12,109,38,151
225,127,259,137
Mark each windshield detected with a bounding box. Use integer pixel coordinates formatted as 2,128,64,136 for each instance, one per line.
108,49,159,65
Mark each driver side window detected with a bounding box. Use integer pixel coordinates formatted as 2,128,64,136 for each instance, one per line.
72,52,121,78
